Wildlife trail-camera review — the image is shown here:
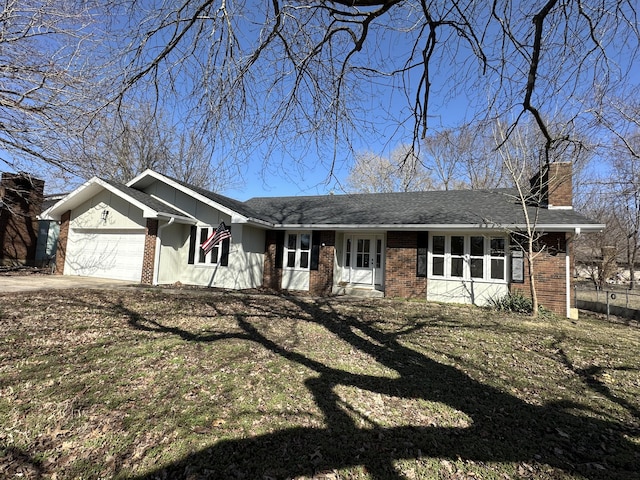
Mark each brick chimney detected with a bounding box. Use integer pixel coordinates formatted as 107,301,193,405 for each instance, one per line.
0,172,45,265
529,162,573,209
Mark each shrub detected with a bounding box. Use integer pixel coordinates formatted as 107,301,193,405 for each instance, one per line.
489,292,533,314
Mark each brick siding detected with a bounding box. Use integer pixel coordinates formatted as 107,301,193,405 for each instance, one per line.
385,231,427,298
309,231,335,296
0,173,44,265
141,219,158,284
263,230,282,289
511,233,570,315
55,210,71,275
530,162,572,208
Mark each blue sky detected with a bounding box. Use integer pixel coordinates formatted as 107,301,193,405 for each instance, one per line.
4,2,637,201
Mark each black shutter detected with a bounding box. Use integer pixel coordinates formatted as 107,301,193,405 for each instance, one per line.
275,231,285,269
416,231,428,277
310,231,321,271
188,225,197,264
220,225,231,266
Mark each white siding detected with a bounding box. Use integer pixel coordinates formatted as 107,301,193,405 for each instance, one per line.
427,278,508,306
157,223,265,289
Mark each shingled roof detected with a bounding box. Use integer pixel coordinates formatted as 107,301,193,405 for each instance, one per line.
242,188,601,230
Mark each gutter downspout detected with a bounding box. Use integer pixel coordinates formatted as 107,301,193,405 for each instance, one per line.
153,218,175,286
566,237,571,318
567,227,581,318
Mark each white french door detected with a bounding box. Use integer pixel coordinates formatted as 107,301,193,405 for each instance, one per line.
343,234,384,286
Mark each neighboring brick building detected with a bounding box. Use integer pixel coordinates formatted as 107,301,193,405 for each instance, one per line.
0,172,44,265
42,164,603,317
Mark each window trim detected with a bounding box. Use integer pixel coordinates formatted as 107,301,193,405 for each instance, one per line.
193,225,222,266
428,233,508,282
283,231,312,271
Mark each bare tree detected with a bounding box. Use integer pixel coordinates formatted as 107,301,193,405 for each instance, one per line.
104,1,638,177
421,124,510,190
69,102,238,191
2,2,638,195
493,119,592,316
608,131,640,288
0,0,104,171
346,144,433,193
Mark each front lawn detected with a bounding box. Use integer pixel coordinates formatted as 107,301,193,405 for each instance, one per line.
1,289,638,479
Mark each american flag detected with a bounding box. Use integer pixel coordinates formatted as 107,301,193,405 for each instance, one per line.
201,222,231,254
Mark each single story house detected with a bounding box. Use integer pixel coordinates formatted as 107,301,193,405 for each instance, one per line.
41,162,603,317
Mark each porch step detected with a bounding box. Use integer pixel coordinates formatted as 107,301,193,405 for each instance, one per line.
336,286,384,298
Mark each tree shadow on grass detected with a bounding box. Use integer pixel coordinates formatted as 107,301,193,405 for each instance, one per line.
121,294,639,480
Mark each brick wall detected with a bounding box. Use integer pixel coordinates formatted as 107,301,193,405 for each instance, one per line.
530,162,572,208
55,210,71,275
0,172,44,265
385,231,427,298
141,219,158,284
309,231,335,295
511,233,570,315
263,230,282,290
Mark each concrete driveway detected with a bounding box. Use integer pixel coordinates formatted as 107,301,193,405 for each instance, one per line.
0,275,136,293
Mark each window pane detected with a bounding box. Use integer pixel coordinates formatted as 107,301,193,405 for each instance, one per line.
210,246,219,264
287,234,297,250
356,254,363,268
451,236,464,255
346,238,351,267
470,236,484,256
300,234,310,250
433,236,445,255
376,239,382,268
432,257,444,276
451,257,464,277
363,254,370,267
491,238,505,257
470,258,483,278
287,251,296,268
491,259,505,279
300,251,309,269
199,228,208,263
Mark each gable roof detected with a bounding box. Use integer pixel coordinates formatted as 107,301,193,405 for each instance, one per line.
244,188,603,231
42,170,604,233
40,176,194,223
127,170,266,224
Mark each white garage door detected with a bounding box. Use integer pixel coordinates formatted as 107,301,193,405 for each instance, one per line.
65,229,146,282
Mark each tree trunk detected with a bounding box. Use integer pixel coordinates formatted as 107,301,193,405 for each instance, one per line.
528,238,539,317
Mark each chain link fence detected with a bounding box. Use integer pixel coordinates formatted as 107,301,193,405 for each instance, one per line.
575,283,640,321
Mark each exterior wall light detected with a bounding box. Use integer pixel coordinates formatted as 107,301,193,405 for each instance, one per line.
101,209,109,222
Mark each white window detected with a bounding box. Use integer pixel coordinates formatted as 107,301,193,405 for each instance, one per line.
429,234,507,281
490,237,506,280
197,226,221,265
284,232,311,270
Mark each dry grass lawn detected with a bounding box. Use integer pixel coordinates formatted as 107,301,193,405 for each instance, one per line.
1,287,639,479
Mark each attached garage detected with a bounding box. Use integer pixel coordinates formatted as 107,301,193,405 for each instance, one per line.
64,229,146,282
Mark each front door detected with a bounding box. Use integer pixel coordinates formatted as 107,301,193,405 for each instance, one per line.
343,234,384,286
352,236,373,284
